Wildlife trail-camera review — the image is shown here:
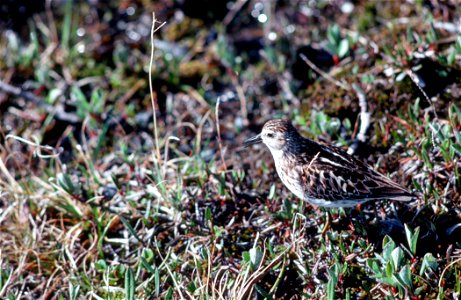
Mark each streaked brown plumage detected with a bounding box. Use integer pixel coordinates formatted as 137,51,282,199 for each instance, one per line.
244,119,415,207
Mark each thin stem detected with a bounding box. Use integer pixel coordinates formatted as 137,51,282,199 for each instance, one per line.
149,13,166,166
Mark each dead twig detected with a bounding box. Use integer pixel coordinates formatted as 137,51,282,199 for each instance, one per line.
0,80,80,124
299,53,351,91
348,83,371,155
223,0,249,26
406,68,439,146
229,71,249,126
5,135,62,158
0,80,43,104
215,97,227,172
148,12,167,167
405,69,439,122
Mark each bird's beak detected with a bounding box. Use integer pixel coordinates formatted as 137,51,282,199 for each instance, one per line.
243,134,262,148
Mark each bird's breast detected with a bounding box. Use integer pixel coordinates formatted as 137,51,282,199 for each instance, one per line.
274,156,305,200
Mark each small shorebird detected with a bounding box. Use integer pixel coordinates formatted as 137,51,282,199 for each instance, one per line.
244,119,415,210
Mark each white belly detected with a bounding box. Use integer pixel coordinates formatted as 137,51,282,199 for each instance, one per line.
274,161,305,200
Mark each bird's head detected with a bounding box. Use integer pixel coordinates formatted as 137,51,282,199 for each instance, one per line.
244,119,297,152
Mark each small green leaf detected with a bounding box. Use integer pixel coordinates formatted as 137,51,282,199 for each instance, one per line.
448,48,456,65
61,0,72,51
125,267,135,300
154,268,160,297
268,184,276,200
140,257,156,273
187,282,197,294
342,118,352,130
452,144,461,156
165,287,174,300
242,251,250,264
420,253,438,276
386,261,394,277
249,247,263,269
367,259,381,274
398,265,412,288
414,286,425,296
57,173,77,194
90,88,105,113
47,88,62,104
120,216,142,242
391,247,403,270
327,266,338,300
395,72,407,82
205,207,212,222
412,97,420,122
95,259,107,271
142,248,154,262
404,224,420,255
327,24,341,45
380,275,397,286
68,282,80,300
345,287,351,300
382,236,396,261
255,284,272,299
338,39,349,58
456,269,461,294
200,247,209,260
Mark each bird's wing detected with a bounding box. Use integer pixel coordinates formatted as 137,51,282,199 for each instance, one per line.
299,145,415,202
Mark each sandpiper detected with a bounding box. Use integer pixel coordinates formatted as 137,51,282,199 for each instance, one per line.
244,119,415,208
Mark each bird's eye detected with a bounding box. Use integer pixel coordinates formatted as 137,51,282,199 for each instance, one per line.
267,133,275,138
